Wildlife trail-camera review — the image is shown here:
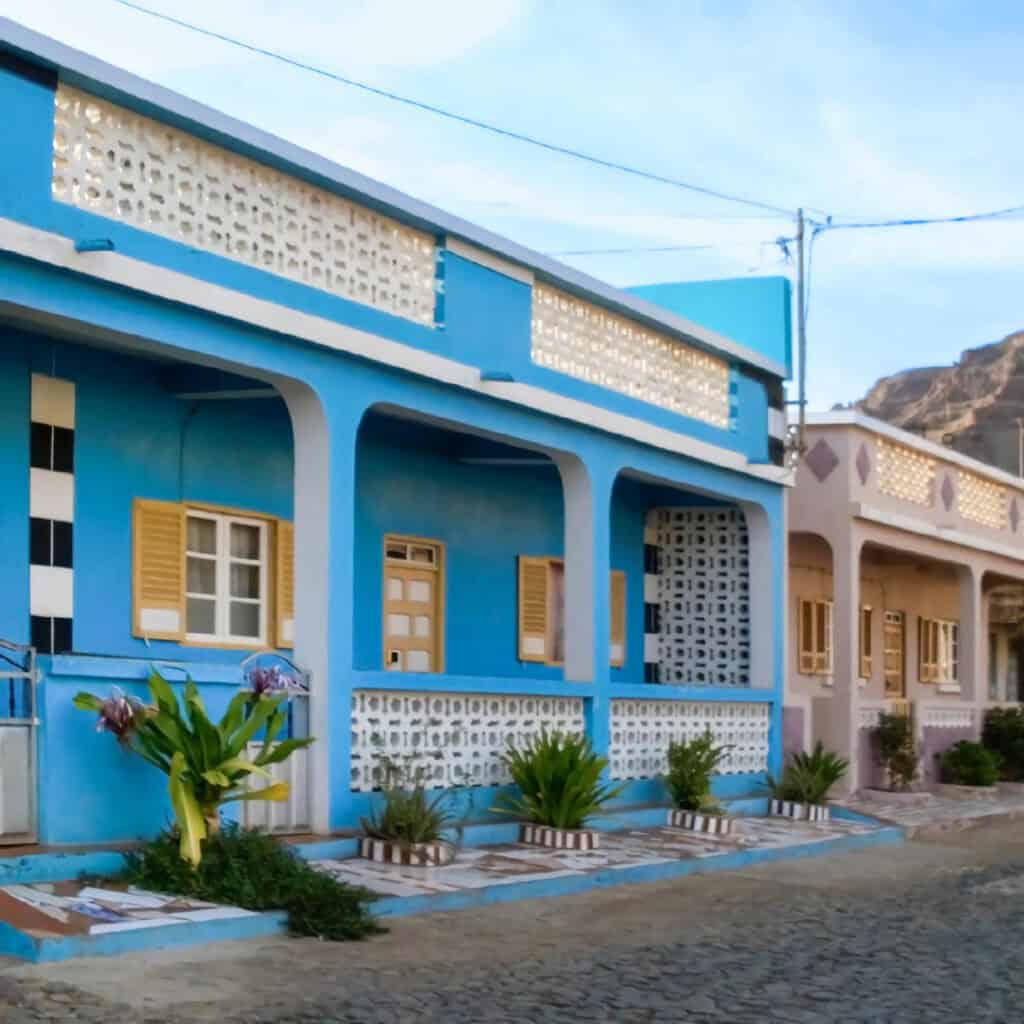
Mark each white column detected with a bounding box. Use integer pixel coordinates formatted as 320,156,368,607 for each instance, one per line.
958,564,985,725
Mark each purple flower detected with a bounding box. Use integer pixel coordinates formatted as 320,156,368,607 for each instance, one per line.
247,665,296,699
97,687,143,744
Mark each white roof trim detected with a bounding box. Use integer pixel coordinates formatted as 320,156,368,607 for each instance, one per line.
808,410,1024,493
0,17,787,379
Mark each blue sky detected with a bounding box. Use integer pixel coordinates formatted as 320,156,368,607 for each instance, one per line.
5,0,1024,409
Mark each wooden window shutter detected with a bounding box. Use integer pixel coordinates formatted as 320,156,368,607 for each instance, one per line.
919,617,936,683
132,499,185,640
860,607,872,679
798,599,815,673
610,570,626,667
518,556,550,662
275,520,295,649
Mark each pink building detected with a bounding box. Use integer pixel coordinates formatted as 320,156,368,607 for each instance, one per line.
787,412,1024,792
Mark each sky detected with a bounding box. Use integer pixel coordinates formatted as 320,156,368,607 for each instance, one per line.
4,0,1024,411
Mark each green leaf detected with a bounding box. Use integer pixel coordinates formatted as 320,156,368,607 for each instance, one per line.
147,670,180,718
200,769,232,788
254,736,314,767
168,751,206,866
73,692,104,712
221,782,290,804
223,696,285,760
217,757,273,781
219,692,250,743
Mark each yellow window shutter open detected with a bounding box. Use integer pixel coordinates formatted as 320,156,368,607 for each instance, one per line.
132,499,185,641
797,599,815,674
275,519,295,649
610,570,626,667
518,556,550,662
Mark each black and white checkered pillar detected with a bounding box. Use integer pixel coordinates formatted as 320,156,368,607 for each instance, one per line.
29,374,74,654
643,517,662,684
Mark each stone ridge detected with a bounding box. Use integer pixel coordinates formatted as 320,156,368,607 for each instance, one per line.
853,331,1024,475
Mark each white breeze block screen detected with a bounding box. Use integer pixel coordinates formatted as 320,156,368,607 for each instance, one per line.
350,690,585,791
52,85,438,325
609,699,770,780
644,507,750,686
531,283,731,428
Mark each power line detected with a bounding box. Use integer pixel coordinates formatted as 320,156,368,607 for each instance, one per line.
110,0,797,218
812,203,1024,233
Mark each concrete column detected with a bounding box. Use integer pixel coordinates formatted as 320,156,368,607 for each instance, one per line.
958,564,985,717
819,528,862,795
279,381,360,835
740,498,786,775
556,456,614,757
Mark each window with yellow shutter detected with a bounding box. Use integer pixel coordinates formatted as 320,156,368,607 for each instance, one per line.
918,617,958,684
797,598,833,676
132,498,293,649
859,606,873,680
517,556,625,667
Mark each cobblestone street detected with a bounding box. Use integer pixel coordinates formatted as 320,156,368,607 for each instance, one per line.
4,822,1024,1023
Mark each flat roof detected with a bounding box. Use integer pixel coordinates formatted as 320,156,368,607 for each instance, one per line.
808,410,1024,492
0,17,787,380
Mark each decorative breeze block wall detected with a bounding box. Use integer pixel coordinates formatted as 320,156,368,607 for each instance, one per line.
643,507,750,686
52,85,438,325
876,439,936,506
609,699,770,779
921,706,975,730
957,471,1008,530
531,284,731,428
350,690,585,791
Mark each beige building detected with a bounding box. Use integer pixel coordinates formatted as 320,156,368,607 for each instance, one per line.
787,412,1024,792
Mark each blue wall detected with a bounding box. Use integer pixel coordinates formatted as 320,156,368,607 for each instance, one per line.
0,59,782,463
628,277,793,376
0,334,293,659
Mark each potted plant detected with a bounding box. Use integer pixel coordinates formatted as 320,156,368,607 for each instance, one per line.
360,752,456,867
766,742,848,822
75,670,313,865
493,730,623,850
939,741,1001,792
664,730,733,835
873,711,919,792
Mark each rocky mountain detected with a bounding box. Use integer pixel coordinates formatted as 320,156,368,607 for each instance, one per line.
855,331,1024,476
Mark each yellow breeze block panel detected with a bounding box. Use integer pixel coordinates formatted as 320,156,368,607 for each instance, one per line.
876,439,936,506
531,283,731,428
52,85,438,325
957,471,1008,530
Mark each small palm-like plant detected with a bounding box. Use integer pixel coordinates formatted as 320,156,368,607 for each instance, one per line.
361,755,454,846
665,730,730,812
493,730,624,830
766,742,848,806
75,669,314,866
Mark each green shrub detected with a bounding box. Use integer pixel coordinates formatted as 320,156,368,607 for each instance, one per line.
361,771,454,846
123,826,381,941
982,707,1024,781
940,741,1001,787
493,730,624,830
874,711,918,791
665,730,729,812
766,742,848,805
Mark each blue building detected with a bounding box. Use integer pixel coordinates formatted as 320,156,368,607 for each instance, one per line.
0,19,791,847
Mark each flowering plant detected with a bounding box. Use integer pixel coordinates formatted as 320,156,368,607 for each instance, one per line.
87,686,151,745
246,665,297,700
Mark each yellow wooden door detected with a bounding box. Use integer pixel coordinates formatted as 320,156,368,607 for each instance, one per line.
884,611,905,697
383,539,442,673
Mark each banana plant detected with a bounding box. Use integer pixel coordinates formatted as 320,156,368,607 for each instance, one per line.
75,669,314,866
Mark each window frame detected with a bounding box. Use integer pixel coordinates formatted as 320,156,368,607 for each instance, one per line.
859,605,873,681
184,508,270,647
919,616,959,686
797,597,833,677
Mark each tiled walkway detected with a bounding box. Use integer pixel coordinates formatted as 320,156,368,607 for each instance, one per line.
841,788,1024,836
312,815,882,899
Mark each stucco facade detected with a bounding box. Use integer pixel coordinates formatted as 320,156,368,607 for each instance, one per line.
0,22,791,847
788,413,1024,791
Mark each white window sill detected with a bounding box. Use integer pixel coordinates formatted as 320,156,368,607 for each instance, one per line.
936,682,962,695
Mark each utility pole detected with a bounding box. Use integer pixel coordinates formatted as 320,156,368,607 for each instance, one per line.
795,208,807,455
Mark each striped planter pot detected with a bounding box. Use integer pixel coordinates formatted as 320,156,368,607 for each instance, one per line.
518,824,601,851
359,837,456,867
667,809,734,835
768,799,831,823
